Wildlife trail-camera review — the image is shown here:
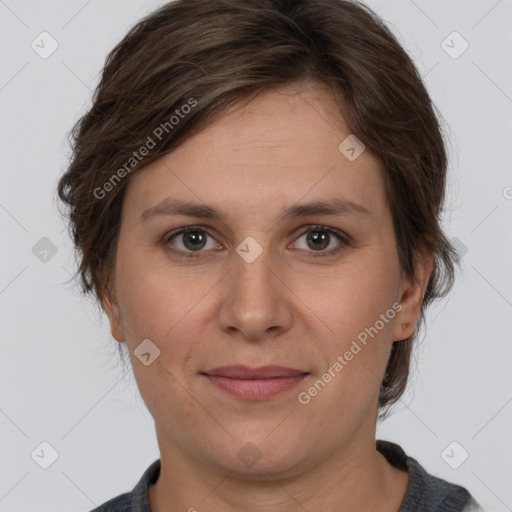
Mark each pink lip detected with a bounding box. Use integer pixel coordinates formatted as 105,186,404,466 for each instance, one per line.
201,365,309,400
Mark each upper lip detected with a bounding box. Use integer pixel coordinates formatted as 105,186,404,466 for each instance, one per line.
202,365,308,379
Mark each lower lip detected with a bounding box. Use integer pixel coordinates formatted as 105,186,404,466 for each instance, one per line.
203,374,308,400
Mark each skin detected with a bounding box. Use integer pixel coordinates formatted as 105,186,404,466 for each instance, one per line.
102,81,433,512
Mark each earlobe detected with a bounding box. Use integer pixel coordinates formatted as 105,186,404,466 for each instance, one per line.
393,248,434,342
393,312,414,342
101,291,126,343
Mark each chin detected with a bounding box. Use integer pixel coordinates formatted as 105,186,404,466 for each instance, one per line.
212,430,315,480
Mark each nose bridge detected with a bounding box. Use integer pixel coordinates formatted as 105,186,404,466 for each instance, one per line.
231,235,278,305
217,235,292,339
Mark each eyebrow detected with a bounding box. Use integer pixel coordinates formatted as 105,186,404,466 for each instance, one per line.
140,197,372,223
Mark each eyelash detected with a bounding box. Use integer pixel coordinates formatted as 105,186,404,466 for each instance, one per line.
162,225,351,260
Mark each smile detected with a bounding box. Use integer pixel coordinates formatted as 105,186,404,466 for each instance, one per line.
200,365,310,400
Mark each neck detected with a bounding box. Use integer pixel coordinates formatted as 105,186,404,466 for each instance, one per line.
148,425,409,512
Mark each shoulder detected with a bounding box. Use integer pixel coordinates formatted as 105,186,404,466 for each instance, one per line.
376,440,484,512
87,459,161,512
88,492,133,512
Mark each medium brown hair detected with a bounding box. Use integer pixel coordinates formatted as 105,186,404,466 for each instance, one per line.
57,0,460,419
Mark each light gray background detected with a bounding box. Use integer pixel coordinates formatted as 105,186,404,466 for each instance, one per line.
1,1,511,511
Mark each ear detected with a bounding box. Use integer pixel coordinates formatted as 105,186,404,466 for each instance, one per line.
393,246,435,342
101,286,126,343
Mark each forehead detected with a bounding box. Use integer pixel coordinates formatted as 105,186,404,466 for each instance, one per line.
122,83,386,221
190,82,353,163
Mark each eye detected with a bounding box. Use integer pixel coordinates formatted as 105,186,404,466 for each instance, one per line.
291,225,349,257
164,226,220,258
163,225,349,259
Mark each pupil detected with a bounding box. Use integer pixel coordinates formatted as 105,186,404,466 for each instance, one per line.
307,230,329,250
184,231,205,250
181,229,330,252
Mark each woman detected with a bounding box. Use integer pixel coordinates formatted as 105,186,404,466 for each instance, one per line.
57,0,484,510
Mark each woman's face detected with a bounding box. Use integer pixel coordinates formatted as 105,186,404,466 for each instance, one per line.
104,83,428,478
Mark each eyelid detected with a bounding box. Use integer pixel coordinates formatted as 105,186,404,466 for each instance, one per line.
163,225,218,249
294,224,351,244
290,224,350,257
162,224,351,258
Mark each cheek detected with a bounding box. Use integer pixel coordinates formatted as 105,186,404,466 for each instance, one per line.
305,253,399,389
310,249,399,335
299,274,398,429
115,232,399,373
115,249,217,342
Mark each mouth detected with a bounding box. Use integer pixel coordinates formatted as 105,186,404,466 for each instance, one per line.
200,365,310,400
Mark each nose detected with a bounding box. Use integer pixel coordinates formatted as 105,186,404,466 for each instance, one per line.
216,241,294,341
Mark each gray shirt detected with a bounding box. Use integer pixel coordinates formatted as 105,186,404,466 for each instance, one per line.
89,439,484,511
